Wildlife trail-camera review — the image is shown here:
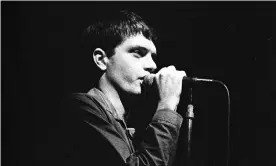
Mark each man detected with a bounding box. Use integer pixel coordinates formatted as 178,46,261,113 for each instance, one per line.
58,10,187,166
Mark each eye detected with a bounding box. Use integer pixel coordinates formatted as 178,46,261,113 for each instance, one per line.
129,47,149,58
133,49,140,54
132,49,144,58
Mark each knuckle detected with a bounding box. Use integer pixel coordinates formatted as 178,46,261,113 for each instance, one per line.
165,65,174,70
159,67,167,73
180,70,187,77
158,67,187,79
169,65,176,71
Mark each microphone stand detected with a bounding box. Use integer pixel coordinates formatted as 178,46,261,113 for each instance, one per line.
185,87,194,166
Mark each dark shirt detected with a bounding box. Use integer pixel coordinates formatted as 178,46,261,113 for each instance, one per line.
56,88,183,166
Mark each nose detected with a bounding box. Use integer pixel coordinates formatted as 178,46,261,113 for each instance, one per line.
144,55,157,73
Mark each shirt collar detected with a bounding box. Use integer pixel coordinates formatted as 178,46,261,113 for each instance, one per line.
87,88,122,121
87,88,135,136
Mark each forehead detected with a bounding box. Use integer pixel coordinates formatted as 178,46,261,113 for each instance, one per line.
118,34,157,54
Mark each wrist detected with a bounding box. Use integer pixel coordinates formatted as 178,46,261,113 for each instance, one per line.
157,97,179,111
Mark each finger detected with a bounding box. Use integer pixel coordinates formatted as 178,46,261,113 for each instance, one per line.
167,65,176,71
158,66,168,73
179,70,187,78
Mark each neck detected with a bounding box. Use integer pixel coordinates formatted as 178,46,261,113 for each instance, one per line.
97,75,126,121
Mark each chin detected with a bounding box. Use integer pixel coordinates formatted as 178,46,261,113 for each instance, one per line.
127,87,142,96
120,83,142,96
131,89,142,95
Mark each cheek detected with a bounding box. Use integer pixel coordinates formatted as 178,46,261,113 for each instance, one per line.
107,53,144,84
109,57,136,82
120,61,142,84
120,63,137,82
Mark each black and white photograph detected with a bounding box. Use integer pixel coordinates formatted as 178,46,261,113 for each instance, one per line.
2,2,276,166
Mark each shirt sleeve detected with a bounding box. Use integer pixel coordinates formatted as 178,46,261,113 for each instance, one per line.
127,109,183,166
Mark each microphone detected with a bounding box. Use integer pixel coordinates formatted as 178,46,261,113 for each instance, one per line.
143,74,215,86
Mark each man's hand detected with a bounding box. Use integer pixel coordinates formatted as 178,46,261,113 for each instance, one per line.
152,66,187,111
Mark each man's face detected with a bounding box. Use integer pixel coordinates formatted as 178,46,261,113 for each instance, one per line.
105,33,157,95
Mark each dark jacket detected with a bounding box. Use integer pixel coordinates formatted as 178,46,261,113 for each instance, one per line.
54,88,183,166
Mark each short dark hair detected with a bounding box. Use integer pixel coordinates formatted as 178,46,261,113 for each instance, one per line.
82,10,157,56
72,10,156,92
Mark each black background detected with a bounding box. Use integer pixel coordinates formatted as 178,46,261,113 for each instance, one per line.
2,2,276,166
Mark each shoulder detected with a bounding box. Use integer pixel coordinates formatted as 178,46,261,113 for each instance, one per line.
58,92,111,142
47,93,123,166
69,92,100,110
61,92,109,123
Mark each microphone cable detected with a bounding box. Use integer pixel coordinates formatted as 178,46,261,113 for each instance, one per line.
211,79,231,166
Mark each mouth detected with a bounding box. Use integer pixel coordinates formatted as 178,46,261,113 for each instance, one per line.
139,76,147,84
138,79,143,85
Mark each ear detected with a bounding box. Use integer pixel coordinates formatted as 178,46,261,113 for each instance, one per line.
93,48,109,71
